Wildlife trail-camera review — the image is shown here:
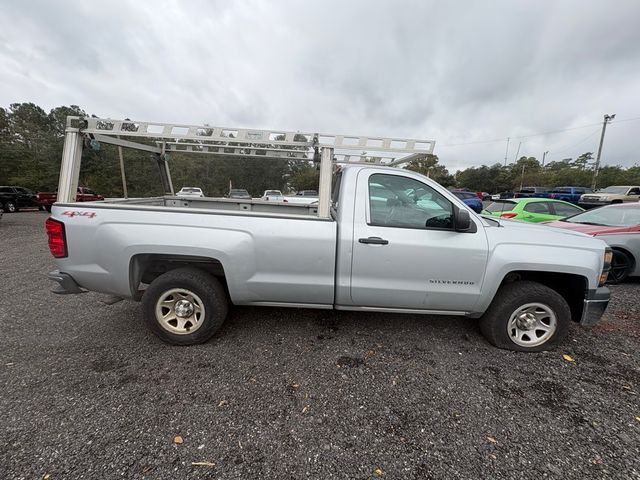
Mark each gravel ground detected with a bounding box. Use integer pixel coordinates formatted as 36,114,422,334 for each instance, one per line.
1,212,639,479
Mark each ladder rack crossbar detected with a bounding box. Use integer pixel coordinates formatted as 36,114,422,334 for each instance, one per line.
72,117,435,155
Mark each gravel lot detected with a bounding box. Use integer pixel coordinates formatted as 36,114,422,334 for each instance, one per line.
1,212,639,479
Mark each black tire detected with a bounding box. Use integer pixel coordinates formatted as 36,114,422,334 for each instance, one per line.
608,249,633,284
479,280,570,352
45,205,52,213
3,201,17,213
141,267,228,345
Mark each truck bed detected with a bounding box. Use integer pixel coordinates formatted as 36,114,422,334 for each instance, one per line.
51,199,336,304
99,196,320,216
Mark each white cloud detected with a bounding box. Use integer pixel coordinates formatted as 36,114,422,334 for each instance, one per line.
1,0,639,171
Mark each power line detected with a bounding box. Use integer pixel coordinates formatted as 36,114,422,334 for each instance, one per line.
437,115,640,148
545,128,601,157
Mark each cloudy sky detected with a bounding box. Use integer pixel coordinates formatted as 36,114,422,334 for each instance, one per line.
2,0,640,171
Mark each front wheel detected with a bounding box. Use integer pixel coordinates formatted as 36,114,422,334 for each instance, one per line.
608,249,633,284
3,201,17,213
142,267,229,345
479,281,570,351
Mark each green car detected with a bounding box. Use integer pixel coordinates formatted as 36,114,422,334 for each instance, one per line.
483,198,584,223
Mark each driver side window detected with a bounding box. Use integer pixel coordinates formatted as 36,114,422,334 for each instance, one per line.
368,174,453,229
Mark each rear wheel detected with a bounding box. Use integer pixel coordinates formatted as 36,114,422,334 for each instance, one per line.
142,267,228,345
45,205,52,213
479,281,570,351
608,249,633,284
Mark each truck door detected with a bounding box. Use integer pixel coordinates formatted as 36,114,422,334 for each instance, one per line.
350,171,488,312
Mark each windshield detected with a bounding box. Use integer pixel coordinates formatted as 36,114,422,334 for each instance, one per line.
485,200,516,212
265,190,281,196
551,187,572,193
181,188,200,192
565,205,640,227
598,186,628,194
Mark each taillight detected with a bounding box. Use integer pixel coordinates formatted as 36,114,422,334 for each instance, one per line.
500,212,518,219
45,218,67,258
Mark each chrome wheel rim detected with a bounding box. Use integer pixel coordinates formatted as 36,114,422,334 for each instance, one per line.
155,288,205,335
507,302,557,347
6,203,15,212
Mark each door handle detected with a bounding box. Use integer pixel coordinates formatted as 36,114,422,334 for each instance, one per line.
358,237,389,245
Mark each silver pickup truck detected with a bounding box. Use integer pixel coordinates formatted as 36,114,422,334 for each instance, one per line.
47,117,612,352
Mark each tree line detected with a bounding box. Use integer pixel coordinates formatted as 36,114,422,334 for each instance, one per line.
1,102,639,196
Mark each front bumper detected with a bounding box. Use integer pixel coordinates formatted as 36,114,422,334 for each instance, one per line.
48,270,86,294
579,199,610,207
580,286,610,326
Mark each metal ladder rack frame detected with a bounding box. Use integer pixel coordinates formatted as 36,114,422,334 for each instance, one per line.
58,116,436,218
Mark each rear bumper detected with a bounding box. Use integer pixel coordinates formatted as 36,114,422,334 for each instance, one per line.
580,286,610,326
48,270,86,294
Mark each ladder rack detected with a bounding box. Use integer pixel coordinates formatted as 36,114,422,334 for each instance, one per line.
59,116,436,218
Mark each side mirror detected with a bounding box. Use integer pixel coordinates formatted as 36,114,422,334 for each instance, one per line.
454,206,472,232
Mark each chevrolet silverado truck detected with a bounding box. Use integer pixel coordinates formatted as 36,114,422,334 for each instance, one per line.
580,185,640,208
37,187,104,212
46,117,612,352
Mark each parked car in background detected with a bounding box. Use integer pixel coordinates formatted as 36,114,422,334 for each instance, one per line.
0,186,40,212
483,198,584,223
37,187,104,212
295,190,318,197
579,186,640,208
477,192,491,201
514,187,549,198
491,191,514,200
261,190,286,201
545,203,640,283
177,187,205,198
546,186,593,204
285,190,319,205
449,191,483,213
227,189,252,199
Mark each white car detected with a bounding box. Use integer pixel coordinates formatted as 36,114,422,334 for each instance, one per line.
261,190,285,201
177,187,204,198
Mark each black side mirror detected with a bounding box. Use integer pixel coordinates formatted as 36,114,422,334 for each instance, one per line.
454,206,472,232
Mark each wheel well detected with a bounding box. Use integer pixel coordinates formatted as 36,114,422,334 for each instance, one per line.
130,254,228,300
499,271,588,322
611,246,636,268
611,199,622,204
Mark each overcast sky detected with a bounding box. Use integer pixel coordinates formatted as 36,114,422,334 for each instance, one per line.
2,0,640,171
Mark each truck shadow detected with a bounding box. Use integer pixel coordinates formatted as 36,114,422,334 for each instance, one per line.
217,305,486,347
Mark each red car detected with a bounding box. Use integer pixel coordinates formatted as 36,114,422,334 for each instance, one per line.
37,187,104,212
545,203,640,283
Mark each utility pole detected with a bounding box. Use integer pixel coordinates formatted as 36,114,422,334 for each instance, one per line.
542,151,549,167
513,142,522,163
504,137,510,166
592,114,615,190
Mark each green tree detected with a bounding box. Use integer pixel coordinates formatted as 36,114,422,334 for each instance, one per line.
404,154,455,187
